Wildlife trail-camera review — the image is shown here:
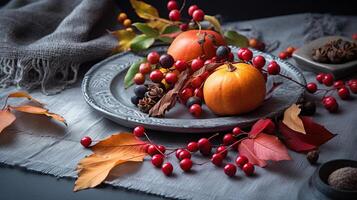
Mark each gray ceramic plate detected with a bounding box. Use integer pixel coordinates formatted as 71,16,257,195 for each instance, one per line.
82,46,306,133
293,36,357,78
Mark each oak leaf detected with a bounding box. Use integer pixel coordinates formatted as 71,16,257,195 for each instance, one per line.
74,133,147,191
282,104,306,134
0,109,16,133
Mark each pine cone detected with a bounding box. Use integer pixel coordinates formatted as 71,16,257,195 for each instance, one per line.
145,84,164,102
138,97,156,113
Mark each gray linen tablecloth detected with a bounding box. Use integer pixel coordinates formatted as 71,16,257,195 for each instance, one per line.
0,14,356,200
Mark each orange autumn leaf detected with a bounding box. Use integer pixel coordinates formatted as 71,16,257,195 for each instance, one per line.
74,133,147,191
0,109,16,134
9,105,67,126
282,104,306,134
7,91,44,106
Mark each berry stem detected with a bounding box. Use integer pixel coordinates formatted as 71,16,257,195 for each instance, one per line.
144,132,166,157
208,132,220,140
179,0,186,13
262,69,306,88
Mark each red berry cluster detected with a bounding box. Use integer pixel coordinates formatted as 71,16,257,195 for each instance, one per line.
278,46,296,60
166,1,205,30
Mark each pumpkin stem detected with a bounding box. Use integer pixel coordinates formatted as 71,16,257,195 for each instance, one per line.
227,63,236,72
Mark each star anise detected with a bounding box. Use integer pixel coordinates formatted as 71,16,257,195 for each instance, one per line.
312,39,357,64
138,97,156,113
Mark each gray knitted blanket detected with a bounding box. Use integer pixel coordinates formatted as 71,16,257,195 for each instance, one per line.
0,0,117,95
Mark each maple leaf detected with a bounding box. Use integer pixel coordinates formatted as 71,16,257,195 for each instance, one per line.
282,104,306,134
111,29,136,52
0,108,16,134
249,118,276,138
74,133,147,191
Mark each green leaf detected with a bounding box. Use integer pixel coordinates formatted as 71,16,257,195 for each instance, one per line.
157,36,173,43
130,35,155,52
204,15,222,33
133,23,159,37
124,58,146,88
224,30,249,48
161,25,180,34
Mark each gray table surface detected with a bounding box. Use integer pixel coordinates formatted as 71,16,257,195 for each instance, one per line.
0,14,357,200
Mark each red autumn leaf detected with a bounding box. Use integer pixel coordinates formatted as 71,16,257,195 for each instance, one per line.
238,139,267,167
300,117,336,147
249,118,275,138
279,122,316,152
253,133,292,162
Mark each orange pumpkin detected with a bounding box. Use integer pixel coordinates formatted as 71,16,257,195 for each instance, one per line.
167,30,226,62
203,63,266,116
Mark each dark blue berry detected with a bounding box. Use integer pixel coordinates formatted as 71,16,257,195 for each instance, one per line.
131,96,140,105
186,96,202,108
159,54,174,68
216,46,230,59
134,85,148,98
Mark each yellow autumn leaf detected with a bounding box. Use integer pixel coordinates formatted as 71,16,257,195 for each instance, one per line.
74,133,147,191
6,91,44,106
112,29,136,52
282,104,306,134
130,0,159,19
204,15,222,33
147,19,170,33
0,108,16,134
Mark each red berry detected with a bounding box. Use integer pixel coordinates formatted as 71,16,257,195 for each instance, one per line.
224,163,237,177
175,148,184,159
252,56,266,69
306,82,317,93
235,155,248,168
80,136,92,148
194,88,203,99
149,70,164,83
179,23,188,31
204,59,213,65
180,158,193,171
191,76,203,88
162,162,173,176
178,150,191,160
147,145,159,156
139,63,151,74
188,5,199,16
165,72,178,84
192,9,204,21
189,104,202,117
352,33,357,40
169,9,180,21
322,96,338,112
180,88,193,103
347,79,357,86
147,51,160,64
350,83,357,93
232,127,241,135
133,126,145,137
174,60,188,72
151,154,164,168
216,146,228,158
167,0,178,11
187,142,199,152
223,133,235,146
198,138,212,156
316,73,325,83
338,87,350,100
242,163,255,176
211,153,224,166
157,145,166,154
322,74,334,86
191,58,204,71
238,48,253,61
228,52,234,61
267,61,280,75
333,80,345,89
134,73,145,85
200,71,210,80
279,52,288,60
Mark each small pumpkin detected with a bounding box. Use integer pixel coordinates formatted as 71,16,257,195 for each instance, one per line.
203,63,266,116
167,30,226,62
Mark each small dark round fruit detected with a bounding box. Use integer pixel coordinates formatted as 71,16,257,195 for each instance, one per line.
174,60,188,72
188,5,199,16
279,52,288,59
149,70,164,83
235,155,248,168
306,82,318,93
322,74,334,86
180,158,193,172
180,88,193,103
133,126,145,137
139,63,151,74
223,133,235,145
131,96,140,105
147,51,160,64
242,163,255,176
216,46,230,59
338,87,350,100
157,145,166,154
134,85,148,98
134,73,145,85
191,58,204,71
169,9,180,21
165,72,178,84
322,96,338,112
159,54,174,68
224,163,237,177
178,150,191,160
267,61,280,75
175,148,184,159
187,142,199,152
80,136,92,148
198,138,212,156
167,0,178,11
189,104,202,117
333,80,345,89
190,76,203,88
232,127,241,135
186,96,202,108
316,73,325,83
179,23,189,31
211,153,223,166
252,56,266,69
162,162,173,176
192,9,204,21
216,146,228,158
300,101,316,116
151,154,164,168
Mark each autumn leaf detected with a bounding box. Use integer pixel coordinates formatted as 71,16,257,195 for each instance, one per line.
282,104,306,134
204,15,222,33
6,91,44,106
253,133,291,162
0,109,16,134
279,123,316,152
130,0,159,20
249,118,276,138
111,29,136,52
147,20,171,33
238,139,267,167
9,105,67,126
74,133,147,191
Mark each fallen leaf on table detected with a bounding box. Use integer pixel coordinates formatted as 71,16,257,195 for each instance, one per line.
282,104,306,134
9,105,67,126
238,139,267,167
74,133,147,191
249,118,276,138
0,109,16,134
6,91,44,106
